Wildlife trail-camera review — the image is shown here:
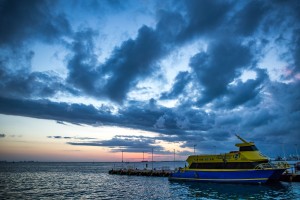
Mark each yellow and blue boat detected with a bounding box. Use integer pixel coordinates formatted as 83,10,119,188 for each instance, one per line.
169,135,289,184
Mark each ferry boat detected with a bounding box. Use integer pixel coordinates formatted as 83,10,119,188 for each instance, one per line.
169,135,289,184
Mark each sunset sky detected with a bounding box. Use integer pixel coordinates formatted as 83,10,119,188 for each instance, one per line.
0,0,300,162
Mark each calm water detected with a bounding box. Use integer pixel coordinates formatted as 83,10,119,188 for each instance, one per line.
0,162,299,199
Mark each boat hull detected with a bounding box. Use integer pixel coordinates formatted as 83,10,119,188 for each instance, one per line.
169,169,286,184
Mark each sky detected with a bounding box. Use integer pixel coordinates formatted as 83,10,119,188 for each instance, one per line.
0,0,300,162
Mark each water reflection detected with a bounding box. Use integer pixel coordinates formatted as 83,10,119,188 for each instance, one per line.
1,162,299,199
169,181,297,199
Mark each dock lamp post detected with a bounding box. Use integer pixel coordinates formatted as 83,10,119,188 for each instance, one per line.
152,148,154,170
173,149,176,170
122,150,124,163
295,144,299,160
281,143,286,161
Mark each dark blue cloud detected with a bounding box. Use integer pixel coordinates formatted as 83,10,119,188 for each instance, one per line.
155,10,185,43
0,0,300,157
0,0,76,100
119,99,213,134
66,25,167,103
214,69,268,109
56,121,66,125
48,135,96,140
68,135,165,153
232,1,270,36
0,96,210,136
64,0,235,103
0,0,71,47
0,97,115,125
102,26,165,102
189,39,252,105
176,0,232,41
0,68,78,99
66,28,99,96
292,29,300,73
261,0,300,75
242,109,276,129
160,71,191,100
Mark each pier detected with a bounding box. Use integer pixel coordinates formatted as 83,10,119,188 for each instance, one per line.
109,169,173,177
280,173,300,182
279,162,300,182
108,160,184,177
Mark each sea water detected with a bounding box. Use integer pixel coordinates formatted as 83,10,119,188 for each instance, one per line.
0,162,299,199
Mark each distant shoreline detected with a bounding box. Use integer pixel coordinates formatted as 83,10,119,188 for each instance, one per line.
0,160,186,163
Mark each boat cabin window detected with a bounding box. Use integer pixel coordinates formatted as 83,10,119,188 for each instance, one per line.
239,145,258,151
189,161,268,169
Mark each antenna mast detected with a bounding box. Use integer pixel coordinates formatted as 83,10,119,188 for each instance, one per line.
235,134,249,143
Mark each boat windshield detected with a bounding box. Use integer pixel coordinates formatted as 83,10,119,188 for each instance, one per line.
239,145,258,151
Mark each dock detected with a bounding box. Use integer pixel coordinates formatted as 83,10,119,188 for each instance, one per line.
279,173,300,182
108,169,172,177
279,162,300,182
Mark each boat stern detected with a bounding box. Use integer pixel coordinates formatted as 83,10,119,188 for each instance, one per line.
267,168,287,182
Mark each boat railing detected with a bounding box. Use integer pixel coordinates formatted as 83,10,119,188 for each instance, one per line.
254,162,290,170
254,163,274,170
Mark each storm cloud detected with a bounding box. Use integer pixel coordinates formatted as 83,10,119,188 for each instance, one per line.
68,135,165,153
0,0,300,156
0,0,71,46
190,39,252,105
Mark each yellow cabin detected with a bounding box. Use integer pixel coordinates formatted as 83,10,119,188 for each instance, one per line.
186,135,270,170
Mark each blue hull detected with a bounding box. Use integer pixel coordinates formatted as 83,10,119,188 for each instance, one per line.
169,169,286,184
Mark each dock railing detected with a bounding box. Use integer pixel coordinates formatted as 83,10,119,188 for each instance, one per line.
275,161,290,169
112,163,174,172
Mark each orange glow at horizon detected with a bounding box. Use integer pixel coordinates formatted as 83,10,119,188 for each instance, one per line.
0,115,187,162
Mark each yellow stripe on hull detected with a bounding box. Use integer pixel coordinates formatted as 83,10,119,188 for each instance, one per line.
184,168,274,172
169,177,268,181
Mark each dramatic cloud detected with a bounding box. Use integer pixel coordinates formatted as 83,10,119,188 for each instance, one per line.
176,0,232,41
0,97,116,126
214,68,268,109
0,0,300,157
66,29,99,97
0,0,71,46
65,24,168,103
0,96,207,134
160,71,191,99
292,29,300,74
47,135,96,140
68,135,164,153
64,0,236,103
232,1,270,37
190,39,252,105
0,67,78,99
